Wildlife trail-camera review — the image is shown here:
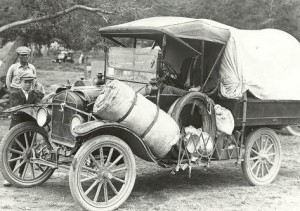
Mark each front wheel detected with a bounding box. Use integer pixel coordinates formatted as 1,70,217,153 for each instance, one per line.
242,128,282,186
69,135,136,211
0,122,55,188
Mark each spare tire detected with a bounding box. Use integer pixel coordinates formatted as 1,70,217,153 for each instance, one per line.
283,125,300,136
168,92,216,141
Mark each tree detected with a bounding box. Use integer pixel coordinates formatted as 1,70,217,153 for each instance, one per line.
0,0,299,86
0,2,113,87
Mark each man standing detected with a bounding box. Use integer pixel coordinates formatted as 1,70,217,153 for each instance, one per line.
6,46,36,93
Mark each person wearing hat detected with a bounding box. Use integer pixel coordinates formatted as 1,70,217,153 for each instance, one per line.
6,46,36,93
9,71,41,116
3,71,41,187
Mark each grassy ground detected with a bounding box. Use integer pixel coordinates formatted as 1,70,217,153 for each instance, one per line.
0,56,300,210
0,48,104,94
0,115,300,210
33,54,104,93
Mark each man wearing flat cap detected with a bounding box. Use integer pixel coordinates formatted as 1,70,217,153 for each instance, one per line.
6,46,36,93
9,71,41,114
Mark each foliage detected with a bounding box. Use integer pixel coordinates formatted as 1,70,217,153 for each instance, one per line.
0,0,299,51
0,0,107,50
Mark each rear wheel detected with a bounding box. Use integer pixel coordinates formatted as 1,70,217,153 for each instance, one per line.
242,128,282,186
69,135,136,211
0,122,55,188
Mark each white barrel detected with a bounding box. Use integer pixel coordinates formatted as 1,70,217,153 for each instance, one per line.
93,80,180,158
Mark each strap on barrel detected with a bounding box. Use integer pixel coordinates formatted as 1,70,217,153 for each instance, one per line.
117,93,138,123
141,106,160,139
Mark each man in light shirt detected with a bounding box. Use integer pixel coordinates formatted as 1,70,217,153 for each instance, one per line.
6,46,36,93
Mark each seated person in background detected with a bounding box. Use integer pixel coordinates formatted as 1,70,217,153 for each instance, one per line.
162,56,218,95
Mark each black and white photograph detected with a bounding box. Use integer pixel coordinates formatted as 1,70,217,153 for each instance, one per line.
0,0,300,210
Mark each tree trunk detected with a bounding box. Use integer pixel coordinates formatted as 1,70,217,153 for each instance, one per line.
0,5,111,33
37,44,43,57
0,36,26,87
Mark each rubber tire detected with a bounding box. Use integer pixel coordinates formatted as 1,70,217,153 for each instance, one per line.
0,121,55,188
285,125,300,136
242,128,282,186
169,92,216,140
69,135,136,211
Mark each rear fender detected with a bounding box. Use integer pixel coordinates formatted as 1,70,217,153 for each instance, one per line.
73,120,158,163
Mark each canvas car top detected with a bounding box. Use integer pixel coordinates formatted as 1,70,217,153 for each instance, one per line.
100,17,300,101
99,17,230,44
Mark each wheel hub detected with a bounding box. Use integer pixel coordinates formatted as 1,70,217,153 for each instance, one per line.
22,150,32,160
258,151,268,161
25,150,32,158
98,169,113,181
102,172,113,180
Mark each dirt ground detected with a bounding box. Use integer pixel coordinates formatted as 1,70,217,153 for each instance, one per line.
0,116,300,211
1,56,300,210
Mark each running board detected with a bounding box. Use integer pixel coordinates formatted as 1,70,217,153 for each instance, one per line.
31,158,70,171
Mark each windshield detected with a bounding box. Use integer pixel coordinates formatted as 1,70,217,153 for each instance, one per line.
106,47,159,90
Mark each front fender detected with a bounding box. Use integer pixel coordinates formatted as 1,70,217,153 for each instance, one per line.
74,120,158,163
3,104,48,120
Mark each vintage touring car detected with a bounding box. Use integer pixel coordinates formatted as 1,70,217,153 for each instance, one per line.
1,17,300,211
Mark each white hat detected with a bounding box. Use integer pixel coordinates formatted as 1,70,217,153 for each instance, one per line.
16,46,31,54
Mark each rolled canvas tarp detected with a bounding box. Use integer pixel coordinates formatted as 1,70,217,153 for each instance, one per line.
93,80,180,158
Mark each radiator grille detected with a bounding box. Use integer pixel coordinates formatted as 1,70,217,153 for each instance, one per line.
51,91,84,147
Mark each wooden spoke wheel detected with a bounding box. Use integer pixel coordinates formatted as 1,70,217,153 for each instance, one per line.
242,128,282,186
0,122,55,188
69,135,136,211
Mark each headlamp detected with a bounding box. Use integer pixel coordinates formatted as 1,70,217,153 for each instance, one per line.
70,114,85,136
36,107,50,127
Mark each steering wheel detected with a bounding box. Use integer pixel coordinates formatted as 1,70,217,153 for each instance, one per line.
159,61,179,86
163,61,179,78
